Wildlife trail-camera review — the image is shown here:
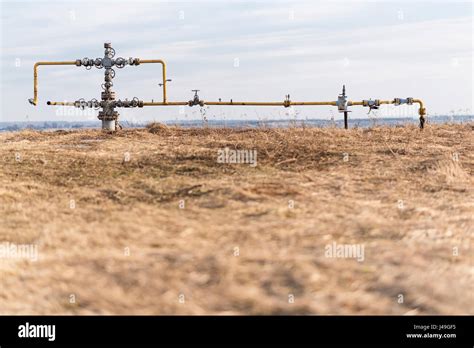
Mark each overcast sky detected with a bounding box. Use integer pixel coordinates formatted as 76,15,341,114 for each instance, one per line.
0,0,472,123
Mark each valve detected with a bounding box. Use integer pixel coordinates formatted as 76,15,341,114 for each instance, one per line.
72,98,101,109
114,57,126,69
81,57,94,68
189,89,204,106
94,58,103,68
362,99,380,113
74,98,87,109
337,85,348,112
104,43,115,59
114,98,144,108
91,98,100,109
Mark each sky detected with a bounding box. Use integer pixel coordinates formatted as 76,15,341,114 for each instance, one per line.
0,0,472,123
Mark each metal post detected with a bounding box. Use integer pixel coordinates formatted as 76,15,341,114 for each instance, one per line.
342,85,348,129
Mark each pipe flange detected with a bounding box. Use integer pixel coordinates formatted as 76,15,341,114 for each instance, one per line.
101,91,116,100
98,111,119,121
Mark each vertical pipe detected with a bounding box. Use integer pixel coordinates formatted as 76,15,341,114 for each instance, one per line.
342,85,348,129
32,61,77,105
139,59,167,103
413,99,426,129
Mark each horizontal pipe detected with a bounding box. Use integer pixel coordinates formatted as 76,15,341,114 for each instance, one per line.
46,101,190,107
350,99,426,128
205,101,284,106
206,101,337,106
47,101,75,106
46,97,426,128
142,101,337,107
47,99,426,116
139,59,167,103
32,61,77,106
143,101,188,106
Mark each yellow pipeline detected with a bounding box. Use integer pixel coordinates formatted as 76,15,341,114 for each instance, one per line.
139,59,168,103
413,99,426,117
49,98,426,121
142,101,337,106
143,101,187,106
350,99,426,118
205,101,336,106
32,61,76,105
46,101,75,106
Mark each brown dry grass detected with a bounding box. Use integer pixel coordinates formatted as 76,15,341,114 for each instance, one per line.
0,123,472,314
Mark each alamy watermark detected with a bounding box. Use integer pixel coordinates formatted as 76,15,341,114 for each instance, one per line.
55,104,95,118
217,147,257,167
0,242,38,262
325,241,364,262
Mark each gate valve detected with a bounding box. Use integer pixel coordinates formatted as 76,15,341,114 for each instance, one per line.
337,85,348,113
189,90,204,106
362,99,380,113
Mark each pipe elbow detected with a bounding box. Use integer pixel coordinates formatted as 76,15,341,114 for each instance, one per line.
413,99,426,116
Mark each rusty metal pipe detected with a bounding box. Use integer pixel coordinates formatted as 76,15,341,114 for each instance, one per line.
31,61,77,106
139,59,168,103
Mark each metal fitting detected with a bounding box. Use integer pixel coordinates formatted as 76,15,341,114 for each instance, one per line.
393,97,414,106
114,98,144,108
362,99,380,108
128,58,140,66
189,90,202,106
101,91,116,100
337,95,348,112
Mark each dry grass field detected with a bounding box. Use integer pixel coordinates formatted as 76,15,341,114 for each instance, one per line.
0,123,472,314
